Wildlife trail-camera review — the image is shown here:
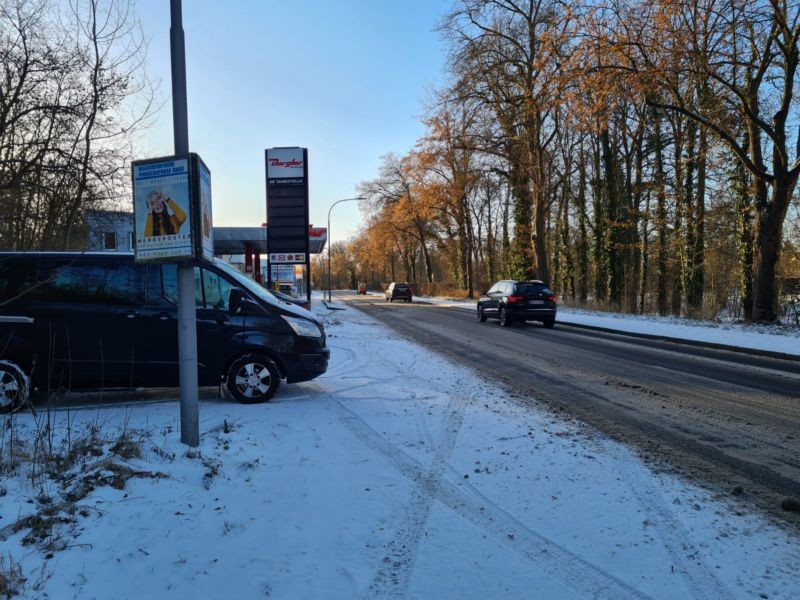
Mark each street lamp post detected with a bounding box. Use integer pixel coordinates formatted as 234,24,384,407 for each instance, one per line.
327,197,364,302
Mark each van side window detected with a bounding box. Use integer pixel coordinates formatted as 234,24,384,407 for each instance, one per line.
37,260,108,303
161,264,203,308
162,264,231,309
0,258,36,303
101,263,144,305
202,270,233,310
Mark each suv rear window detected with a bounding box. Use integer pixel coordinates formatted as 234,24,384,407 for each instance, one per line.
514,283,551,295
395,284,409,290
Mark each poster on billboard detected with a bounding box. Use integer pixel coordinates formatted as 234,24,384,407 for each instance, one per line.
198,157,214,261
132,157,192,261
132,153,214,263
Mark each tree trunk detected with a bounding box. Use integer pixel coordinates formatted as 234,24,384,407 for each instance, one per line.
670,116,684,316
752,173,798,321
680,119,697,314
592,135,607,302
630,117,646,314
600,127,620,306
654,115,668,316
501,183,510,276
687,126,706,314
577,144,589,304
733,151,753,320
509,164,535,280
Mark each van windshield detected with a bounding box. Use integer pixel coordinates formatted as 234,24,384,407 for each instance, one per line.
213,259,283,307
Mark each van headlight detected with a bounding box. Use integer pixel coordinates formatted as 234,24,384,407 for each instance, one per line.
281,316,322,338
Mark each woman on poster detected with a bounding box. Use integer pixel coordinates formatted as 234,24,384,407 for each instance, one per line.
144,191,187,237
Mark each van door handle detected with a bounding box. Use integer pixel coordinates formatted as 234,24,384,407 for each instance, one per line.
158,312,170,321
126,310,137,319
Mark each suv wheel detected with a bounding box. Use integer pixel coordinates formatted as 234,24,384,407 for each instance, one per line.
499,306,512,327
477,305,486,322
0,360,30,414
543,317,555,329
226,354,281,403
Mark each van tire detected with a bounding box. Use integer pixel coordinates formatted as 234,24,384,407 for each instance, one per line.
226,354,281,404
0,360,30,414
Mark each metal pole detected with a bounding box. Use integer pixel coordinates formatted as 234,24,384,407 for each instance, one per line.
326,198,363,303
170,0,189,155
171,0,199,447
327,208,332,302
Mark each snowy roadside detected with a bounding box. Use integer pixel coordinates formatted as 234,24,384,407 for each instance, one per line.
385,292,800,358
1,294,798,599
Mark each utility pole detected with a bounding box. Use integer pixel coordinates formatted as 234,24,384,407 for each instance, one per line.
170,0,199,447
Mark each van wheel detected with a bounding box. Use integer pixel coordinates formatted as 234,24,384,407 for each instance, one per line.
226,354,281,404
0,360,30,414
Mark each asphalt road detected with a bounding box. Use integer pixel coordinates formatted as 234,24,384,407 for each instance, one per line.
346,293,800,526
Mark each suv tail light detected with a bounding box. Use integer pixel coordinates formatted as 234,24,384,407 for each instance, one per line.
507,295,525,303
548,295,557,303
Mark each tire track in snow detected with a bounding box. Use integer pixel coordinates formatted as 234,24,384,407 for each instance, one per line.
609,446,732,599
363,390,468,600
328,399,650,600
322,341,416,384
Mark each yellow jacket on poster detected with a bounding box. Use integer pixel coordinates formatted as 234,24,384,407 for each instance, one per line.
144,197,186,237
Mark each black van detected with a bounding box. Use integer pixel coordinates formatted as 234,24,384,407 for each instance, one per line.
0,252,329,413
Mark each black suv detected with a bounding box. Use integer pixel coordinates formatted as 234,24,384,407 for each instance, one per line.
385,282,412,303
0,253,330,412
477,280,557,328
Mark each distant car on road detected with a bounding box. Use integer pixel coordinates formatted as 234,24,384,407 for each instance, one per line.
477,280,556,328
357,282,367,294
385,282,412,303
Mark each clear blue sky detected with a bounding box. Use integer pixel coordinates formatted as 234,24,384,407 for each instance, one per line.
135,0,449,244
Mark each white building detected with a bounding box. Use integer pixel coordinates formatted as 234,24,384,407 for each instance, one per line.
85,210,135,252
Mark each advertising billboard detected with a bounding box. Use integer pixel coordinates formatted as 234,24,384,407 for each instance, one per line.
132,153,213,263
266,146,310,302
265,147,309,256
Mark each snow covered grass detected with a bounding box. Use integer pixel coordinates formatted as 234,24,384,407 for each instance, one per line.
0,294,798,598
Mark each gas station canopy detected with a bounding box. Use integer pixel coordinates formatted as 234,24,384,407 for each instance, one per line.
212,226,327,255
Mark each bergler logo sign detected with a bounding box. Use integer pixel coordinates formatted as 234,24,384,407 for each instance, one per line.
268,157,302,168
266,147,305,184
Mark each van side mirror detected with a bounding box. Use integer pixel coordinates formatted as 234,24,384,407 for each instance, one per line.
230,288,266,315
229,288,245,314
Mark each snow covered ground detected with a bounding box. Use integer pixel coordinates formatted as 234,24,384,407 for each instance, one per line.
1,293,799,599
